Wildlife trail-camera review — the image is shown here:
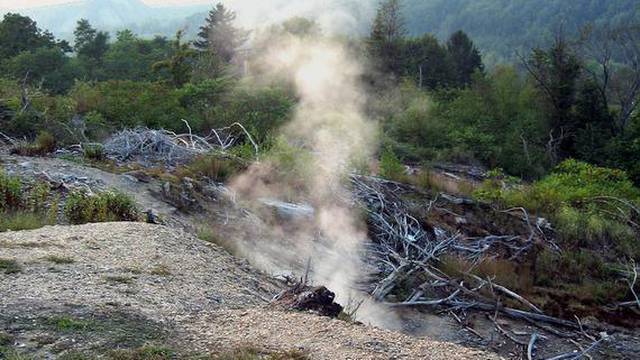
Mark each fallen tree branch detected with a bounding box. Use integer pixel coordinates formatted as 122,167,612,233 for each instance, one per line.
527,332,539,360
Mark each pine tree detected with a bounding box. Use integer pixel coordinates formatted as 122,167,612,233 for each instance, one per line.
447,30,484,86
153,30,196,87
368,0,406,76
73,19,109,62
74,19,96,53
194,3,247,64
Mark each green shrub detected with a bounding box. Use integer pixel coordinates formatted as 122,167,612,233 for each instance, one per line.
10,131,57,157
64,190,139,225
179,154,241,182
0,171,22,211
0,211,51,232
379,147,406,181
83,143,106,161
35,131,57,153
108,346,175,360
0,258,21,274
70,80,188,131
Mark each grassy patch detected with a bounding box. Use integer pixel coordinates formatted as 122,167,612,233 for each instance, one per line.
44,255,75,265
10,131,57,157
0,258,22,274
175,154,244,183
197,226,220,244
64,190,139,225
108,345,175,360
212,347,309,360
0,211,51,232
0,348,33,360
83,144,106,161
0,331,13,346
46,316,92,332
59,352,91,360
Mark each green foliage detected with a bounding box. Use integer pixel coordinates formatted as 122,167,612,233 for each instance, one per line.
152,30,196,87
0,13,69,59
47,316,91,332
3,47,78,94
516,159,639,212
0,171,22,211
0,258,22,274
108,346,175,360
0,211,51,232
83,144,106,161
197,226,220,244
178,154,243,182
385,67,549,177
476,159,640,262
70,80,188,131
402,0,639,63
379,147,405,181
74,19,110,78
102,32,172,82
64,190,139,225
194,3,249,64
266,136,314,182
10,131,57,156
368,0,406,76
446,30,484,86
205,85,294,142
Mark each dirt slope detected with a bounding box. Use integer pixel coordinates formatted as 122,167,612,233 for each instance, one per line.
0,223,500,359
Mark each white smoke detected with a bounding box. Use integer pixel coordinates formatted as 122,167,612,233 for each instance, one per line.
226,31,401,328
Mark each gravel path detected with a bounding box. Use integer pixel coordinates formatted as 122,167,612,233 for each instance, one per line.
0,223,501,359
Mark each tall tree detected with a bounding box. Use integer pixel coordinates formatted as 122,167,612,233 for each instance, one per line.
368,0,406,76
153,30,196,87
73,19,109,63
402,34,452,89
580,23,640,134
194,3,247,63
447,30,484,86
522,35,582,162
0,13,69,59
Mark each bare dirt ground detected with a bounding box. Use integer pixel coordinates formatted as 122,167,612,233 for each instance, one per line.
0,223,500,359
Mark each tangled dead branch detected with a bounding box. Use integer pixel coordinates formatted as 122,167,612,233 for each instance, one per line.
347,175,612,357
103,123,258,165
104,128,210,164
0,131,17,146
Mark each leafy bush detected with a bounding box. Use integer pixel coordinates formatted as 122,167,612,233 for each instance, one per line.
69,80,188,131
0,258,21,274
64,190,139,225
379,147,405,181
10,131,57,156
0,171,22,211
176,154,242,182
83,143,106,161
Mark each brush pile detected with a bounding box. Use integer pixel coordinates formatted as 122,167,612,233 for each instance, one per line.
103,122,258,165
103,128,213,165
349,175,617,358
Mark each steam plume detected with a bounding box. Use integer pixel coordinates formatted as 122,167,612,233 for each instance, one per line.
227,32,399,328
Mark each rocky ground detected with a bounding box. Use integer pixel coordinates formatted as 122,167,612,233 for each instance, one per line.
2,151,639,359
0,223,500,359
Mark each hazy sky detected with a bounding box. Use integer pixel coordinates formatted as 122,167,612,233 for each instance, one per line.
0,0,209,9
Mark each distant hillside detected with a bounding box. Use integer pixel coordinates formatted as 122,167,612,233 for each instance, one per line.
402,0,640,63
3,0,638,63
14,0,208,40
